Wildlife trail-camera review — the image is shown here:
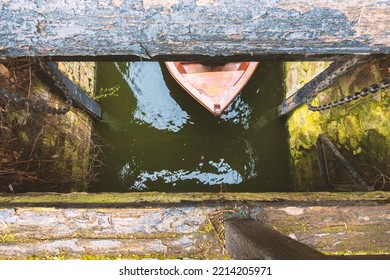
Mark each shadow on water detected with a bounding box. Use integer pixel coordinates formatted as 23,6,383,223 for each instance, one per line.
91,61,292,192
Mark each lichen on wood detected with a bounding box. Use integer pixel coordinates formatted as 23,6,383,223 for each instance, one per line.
0,196,388,259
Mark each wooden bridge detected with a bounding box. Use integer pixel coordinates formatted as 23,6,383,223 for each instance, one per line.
1,0,389,60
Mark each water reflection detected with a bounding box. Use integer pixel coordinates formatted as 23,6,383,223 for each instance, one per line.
115,62,190,132
125,159,243,191
92,61,291,192
220,95,252,129
117,137,259,191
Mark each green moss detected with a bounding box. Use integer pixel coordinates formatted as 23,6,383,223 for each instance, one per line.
1,233,15,243
324,250,390,256
1,252,229,260
286,58,390,191
344,115,360,136
0,231,187,243
198,222,214,234
1,191,389,205
18,131,30,143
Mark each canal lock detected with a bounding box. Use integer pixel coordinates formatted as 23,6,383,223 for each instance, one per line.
0,57,389,259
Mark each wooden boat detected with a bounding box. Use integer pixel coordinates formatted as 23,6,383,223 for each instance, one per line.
165,61,259,116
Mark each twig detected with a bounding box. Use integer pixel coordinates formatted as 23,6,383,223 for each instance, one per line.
26,126,45,169
207,217,227,255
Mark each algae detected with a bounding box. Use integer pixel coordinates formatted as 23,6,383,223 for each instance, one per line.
285,57,390,191
1,233,15,243
1,191,389,205
2,252,229,260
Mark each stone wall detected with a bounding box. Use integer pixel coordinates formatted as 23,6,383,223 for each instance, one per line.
285,57,389,191
0,59,97,192
58,62,96,96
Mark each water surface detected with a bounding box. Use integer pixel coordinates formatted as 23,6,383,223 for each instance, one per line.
91,61,292,192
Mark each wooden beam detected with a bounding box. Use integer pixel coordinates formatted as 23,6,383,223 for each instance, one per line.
316,136,332,190
1,193,389,259
316,134,372,191
0,0,389,59
40,62,102,119
225,218,326,259
1,191,388,205
0,192,388,258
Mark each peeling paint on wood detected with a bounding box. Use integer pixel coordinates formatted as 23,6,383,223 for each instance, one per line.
0,206,224,258
0,0,388,59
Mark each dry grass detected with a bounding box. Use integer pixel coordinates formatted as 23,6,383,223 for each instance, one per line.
0,58,101,192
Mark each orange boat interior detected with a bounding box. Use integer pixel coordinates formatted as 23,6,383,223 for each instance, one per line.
174,62,251,97
165,61,258,116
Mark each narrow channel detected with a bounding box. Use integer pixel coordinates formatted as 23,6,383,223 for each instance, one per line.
91,61,292,192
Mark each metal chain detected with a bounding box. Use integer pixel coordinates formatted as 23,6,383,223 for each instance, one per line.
307,78,390,111
0,88,70,114
0,58,72,115
306,55,389,111
311,56,363,94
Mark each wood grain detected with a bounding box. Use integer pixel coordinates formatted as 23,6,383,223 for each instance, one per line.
0,0,389,59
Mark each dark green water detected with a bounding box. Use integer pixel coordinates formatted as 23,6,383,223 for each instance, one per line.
91,61,292,192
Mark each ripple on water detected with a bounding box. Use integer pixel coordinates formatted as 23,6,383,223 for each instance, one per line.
115,62,191,132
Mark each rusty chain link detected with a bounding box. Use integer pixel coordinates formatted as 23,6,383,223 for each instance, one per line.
306,56,389,111
307,79,390,111
0,88,70,114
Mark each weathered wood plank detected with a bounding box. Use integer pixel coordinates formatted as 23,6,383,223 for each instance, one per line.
225,218,326,259
0,206,224,259
0,236,221,259
261,204,390,256
0,0,389,59
1,199,388,259
316,134,371,191
1,191,389,205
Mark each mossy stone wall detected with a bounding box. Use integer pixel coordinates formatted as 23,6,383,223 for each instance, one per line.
285,58,389,191
1,60,97,192
58,62,96,96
